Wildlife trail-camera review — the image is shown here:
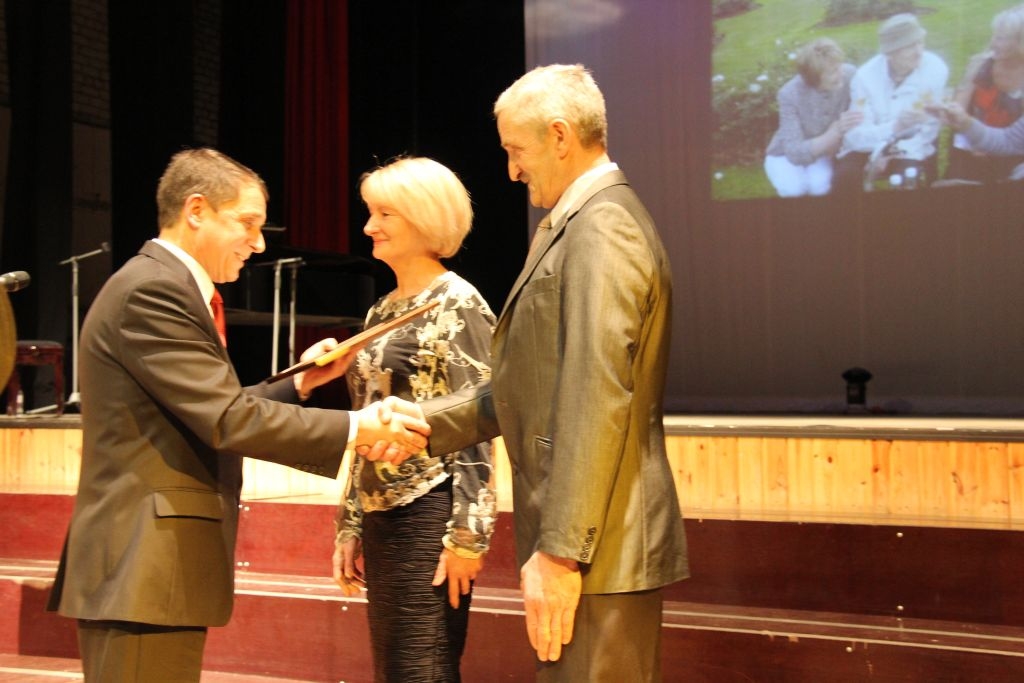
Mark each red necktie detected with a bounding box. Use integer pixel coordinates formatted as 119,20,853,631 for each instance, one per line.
210,289,227,347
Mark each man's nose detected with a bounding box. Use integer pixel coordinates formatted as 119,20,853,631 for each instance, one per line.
252,230,266,254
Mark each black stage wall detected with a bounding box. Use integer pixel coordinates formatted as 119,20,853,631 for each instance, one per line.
0,0,525,397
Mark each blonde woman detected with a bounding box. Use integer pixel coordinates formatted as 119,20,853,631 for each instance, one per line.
332,156,497,682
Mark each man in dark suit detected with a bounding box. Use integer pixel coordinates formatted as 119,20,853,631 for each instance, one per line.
48,148,431,682
427,64,688,681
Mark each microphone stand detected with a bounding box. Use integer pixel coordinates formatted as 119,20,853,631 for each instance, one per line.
271,257,304,375
29,242,109,414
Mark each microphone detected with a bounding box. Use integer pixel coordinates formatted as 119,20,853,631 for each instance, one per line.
0,270,30,292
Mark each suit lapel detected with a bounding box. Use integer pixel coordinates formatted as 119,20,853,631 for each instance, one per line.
140,241,222,348
495,170,629,337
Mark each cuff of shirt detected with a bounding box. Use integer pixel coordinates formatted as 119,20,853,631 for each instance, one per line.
442,535,485,559
345,414,358,450
293,376,312,401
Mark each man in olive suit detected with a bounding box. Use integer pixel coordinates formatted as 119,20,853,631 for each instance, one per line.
427,65,688,681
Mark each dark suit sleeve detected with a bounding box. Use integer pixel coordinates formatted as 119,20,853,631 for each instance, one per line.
119,273,347,475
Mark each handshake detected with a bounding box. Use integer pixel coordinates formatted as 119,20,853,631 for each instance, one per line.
352,396,432,464
292,332,434,464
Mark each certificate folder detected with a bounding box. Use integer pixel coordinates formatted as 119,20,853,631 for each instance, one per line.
265,299,439,383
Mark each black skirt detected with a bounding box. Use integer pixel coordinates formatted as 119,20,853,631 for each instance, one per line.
362,477,472,683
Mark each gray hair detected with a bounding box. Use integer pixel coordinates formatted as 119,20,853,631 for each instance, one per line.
493,64,608,149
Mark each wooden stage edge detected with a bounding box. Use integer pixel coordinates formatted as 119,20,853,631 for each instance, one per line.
5,413,1024,530
5,412,1024,436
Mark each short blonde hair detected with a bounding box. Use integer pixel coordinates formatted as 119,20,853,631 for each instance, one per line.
493,64,608,149
796,38,845,89
359,157,473,259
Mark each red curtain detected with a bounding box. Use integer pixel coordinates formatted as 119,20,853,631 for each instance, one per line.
284,0,349,254
283,2,353,409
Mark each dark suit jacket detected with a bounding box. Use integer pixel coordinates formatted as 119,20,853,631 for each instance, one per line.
428,170,688,595
49,241,348,627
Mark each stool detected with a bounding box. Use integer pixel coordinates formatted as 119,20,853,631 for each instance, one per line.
6,340,64,416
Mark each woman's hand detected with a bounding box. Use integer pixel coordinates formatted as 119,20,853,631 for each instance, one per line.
332,537,366,596
432,548,485,609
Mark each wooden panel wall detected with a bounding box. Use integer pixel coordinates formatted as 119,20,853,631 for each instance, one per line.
0,426,81,494
668,436,1024,529
4,423,1024,529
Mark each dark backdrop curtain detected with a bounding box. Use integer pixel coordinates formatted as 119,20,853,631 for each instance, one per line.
2,0,72,408
108,3,194,268
284,0,349,254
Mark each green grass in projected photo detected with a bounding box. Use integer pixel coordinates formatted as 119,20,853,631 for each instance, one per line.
711,0,1011,200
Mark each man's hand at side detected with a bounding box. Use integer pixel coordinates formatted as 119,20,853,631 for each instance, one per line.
520,550,581,662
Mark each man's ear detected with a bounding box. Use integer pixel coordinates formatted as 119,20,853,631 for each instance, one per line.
184,193,205,228
550,118,573,158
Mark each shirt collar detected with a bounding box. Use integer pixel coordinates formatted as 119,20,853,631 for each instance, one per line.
152,238,217,314
549,161,619,229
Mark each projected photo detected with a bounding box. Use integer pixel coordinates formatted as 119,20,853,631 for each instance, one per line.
711,1,1024,200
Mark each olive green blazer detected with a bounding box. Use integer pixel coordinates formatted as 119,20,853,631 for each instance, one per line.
428,170,688,594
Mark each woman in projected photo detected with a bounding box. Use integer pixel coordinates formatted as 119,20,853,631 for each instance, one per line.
943,4,1024,183
931,92,1024,181
764,38,864,197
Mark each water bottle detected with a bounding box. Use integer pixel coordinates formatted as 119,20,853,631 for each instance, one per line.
904,166,919,190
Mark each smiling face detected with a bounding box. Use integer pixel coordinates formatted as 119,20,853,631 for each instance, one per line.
886,39,925,81
497,113,567,209
362,202,431,269
192,181,267,283
818,61,845,92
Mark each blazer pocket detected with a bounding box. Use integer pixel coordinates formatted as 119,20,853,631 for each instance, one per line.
520,273,559,301
152,488,225,521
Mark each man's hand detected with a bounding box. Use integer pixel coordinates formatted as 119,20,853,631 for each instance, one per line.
896,107,928,134
294,337,364,397
432,548,485,609
353,396,431,464
520,550,581,662
332,537,366,597
928,101,972,132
